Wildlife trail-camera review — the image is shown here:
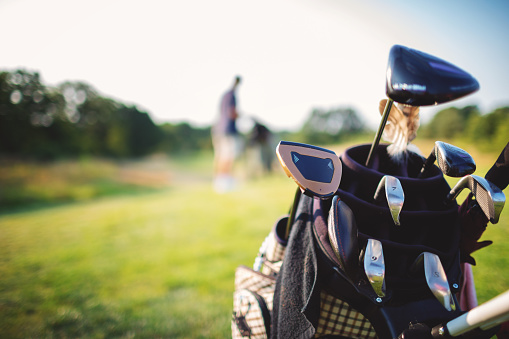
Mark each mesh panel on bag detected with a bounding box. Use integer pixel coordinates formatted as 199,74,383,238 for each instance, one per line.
315,290,378,338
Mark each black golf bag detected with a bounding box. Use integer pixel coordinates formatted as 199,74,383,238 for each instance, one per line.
232,143,498,339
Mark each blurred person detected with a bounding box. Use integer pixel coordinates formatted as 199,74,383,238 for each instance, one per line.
246,118,274,177
212,76,242,192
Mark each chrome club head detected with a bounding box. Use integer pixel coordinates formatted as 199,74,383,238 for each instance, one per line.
419,141,476,178
363,239,386,298
412,252,456,312
423,252,455,312
374,175,404,226
446,175,506,224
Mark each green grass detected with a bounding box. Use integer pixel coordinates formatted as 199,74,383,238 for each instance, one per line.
0,141,508,338
0,167,294,338
0,157,162,212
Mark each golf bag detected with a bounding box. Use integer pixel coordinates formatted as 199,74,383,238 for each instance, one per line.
232,144,499,339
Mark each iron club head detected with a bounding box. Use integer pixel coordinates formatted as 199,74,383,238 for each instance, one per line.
446,175,506,224
374,175,404,226
411,252,456,312
363,239,386,298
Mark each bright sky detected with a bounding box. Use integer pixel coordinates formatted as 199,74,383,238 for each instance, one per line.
2,0,509,132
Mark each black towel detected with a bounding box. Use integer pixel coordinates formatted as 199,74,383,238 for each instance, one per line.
271,194,320,339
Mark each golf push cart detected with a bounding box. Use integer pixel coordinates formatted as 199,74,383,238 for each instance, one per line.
232,45,509,338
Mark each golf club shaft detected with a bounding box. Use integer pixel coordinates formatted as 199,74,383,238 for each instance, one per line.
417,153,435,178
285,187,302,239
446,176,469,201
366,99,394,167
440,290,509,336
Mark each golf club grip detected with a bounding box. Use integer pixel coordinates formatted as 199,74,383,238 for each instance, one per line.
444,290,509,336
485,142,509,191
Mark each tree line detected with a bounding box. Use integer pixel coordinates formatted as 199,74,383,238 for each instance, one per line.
0,69,212,159
1,69,507,160
420,105,509,152
291,104,508,153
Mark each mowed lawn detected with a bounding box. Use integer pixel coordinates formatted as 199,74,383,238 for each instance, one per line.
1,141,508,338
0,155,295,338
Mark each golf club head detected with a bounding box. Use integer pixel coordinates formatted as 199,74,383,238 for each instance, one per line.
447,175,506,223
373,175,404,226
363,239,386,298
276,141,342,199
485,142,509,191
386,45,480,106
412,252,456,312
420,141,476,178
328,196,359,279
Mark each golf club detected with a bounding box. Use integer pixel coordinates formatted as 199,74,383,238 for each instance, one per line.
363,239,386,298
418,141,476,178
446,175,506,224
411,252,456,312
276,141,342,199
373,175,404,226
366,45,480,167
328,196,359,279
276,141,342,239
433,290,509,337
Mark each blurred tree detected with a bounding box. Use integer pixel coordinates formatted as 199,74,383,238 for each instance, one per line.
492,108,509,150
158,122,212,153
57,82,120,155
297,107,366,145
0,69,56,156
0,70,171,159
116,106,163,157
420,105,480,139
466,107,509,151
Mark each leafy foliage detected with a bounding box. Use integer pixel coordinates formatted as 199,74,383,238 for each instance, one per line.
0,69,211,159
293,106,368,145
158,122,212,153
420,105,509,152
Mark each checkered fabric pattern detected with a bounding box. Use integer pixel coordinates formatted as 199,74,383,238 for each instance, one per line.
264,230,286,262
234,265,276,311
232,266,276,338
260,260,283,277
315,290,378,338
232,289,269,339
259,230,286,277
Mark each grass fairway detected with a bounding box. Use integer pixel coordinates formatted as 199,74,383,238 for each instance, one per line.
0,166,294,338
1,141,508,338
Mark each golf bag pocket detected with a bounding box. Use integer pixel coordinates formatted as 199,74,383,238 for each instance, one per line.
254,216,288,277
264,216,288,263
232,289,271,338
232,265,275,338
